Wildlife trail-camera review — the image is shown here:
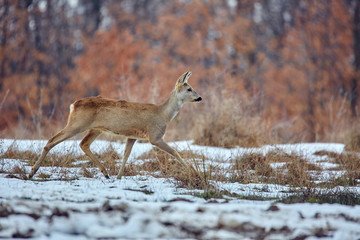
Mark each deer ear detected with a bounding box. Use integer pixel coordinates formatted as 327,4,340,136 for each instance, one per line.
176,71,191,87
183,71,191,83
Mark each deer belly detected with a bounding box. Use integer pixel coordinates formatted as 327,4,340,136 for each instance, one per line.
92,125,148,140
117,127,149,140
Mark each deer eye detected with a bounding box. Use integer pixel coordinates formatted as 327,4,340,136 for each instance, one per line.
187,88,192,92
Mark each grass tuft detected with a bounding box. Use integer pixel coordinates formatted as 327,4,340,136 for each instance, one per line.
279,188,360,206
1,146,39,163
192,92,268,148
334,152,360,185
344,130,360,152
231,152,274,183
81,167,95,178
10,165,27,179
230,150,318,187
136,147,212,190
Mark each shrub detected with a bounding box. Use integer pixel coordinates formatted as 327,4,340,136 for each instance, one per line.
334,152,360,185
344,130,360,152
192,91,268,148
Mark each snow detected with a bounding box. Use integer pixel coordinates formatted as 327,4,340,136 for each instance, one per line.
0,139,359,239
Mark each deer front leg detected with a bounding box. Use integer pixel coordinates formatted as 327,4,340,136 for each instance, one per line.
117,138,136,179
150,138,194,173
80,129,109,178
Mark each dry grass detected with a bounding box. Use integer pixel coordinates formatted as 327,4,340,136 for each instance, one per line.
231,150,322,187
191,91,269,148
1,141,359,196
334,152,360,185
344,129,360,152
93,146,121,176
1,144,85,169
231,152,274,183
284,159,313,187
280,187,360,206
81,166,95,178
0,143,211,187
135,148,211,189
314,150,360,186
1,147,39,163
9,165,27,179
0,143,114,178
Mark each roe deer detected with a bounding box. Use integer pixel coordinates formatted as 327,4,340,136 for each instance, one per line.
29,71,202,179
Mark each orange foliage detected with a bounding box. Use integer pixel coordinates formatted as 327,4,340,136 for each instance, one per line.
0,0,358,143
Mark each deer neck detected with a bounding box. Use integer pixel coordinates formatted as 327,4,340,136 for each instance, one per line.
160,90,183,122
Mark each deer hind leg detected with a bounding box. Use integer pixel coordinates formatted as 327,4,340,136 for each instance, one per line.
79,129,109,178
29,125,83,179
117,138,136,179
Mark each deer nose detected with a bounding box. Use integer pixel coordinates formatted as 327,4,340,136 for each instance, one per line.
195,97,202,102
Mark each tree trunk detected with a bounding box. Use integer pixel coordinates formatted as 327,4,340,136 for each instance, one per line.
351,0,360,117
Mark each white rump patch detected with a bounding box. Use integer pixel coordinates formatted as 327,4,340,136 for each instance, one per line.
70,104,74,113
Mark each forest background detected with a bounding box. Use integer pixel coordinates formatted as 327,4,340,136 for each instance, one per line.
1,0,360,148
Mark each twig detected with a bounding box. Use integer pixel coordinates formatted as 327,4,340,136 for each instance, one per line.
0,89,9,111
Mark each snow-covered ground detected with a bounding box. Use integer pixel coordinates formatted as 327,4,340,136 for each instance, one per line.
0,139,359,239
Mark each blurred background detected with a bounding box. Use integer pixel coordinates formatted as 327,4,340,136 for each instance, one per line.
0,0,359,147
